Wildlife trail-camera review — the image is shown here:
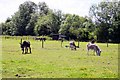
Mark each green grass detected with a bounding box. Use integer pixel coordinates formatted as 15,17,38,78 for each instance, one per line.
2,38,118,78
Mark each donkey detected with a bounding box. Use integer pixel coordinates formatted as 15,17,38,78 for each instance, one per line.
69,41,76,50
20,39,31,54
87,42,101,56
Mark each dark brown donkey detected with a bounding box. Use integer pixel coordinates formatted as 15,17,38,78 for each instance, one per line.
20,39,31,54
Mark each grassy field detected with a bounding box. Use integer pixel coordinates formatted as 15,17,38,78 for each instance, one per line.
2,37,118,78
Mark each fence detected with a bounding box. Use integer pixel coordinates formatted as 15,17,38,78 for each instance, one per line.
2,36,52,40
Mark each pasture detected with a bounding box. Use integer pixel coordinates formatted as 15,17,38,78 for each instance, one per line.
2,37,118,78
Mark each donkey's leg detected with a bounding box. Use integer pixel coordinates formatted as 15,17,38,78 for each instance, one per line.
74,46,76,50
94,50,96,56
22,48,24,54
25,47,27,54
29,47,31,53
26,47,28,53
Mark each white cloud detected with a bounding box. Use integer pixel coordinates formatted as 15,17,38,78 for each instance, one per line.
0,0,102,23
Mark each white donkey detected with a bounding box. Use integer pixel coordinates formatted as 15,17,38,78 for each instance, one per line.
87,42,101,56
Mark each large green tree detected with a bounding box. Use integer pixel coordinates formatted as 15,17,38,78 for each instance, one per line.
59,14,80,40
1,17,15,35
4,1,38,36
89,1,120,43
35,10,62,36
59,14,95,41
38,2,49,15
18,1,37,35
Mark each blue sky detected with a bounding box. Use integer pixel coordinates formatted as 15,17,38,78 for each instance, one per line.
0,0,102,23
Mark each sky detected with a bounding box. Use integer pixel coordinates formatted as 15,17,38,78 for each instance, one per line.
0,0,102,23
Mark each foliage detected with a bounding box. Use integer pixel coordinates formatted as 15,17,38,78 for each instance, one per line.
38,2,49,15
59,14,95,40
1,0,120,43
89,1,120,43
1,1,37,36
35,10,62,36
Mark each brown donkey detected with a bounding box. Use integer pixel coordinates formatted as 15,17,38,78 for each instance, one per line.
20,39,31,54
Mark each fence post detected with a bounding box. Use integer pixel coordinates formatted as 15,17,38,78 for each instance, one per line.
42,39,44,48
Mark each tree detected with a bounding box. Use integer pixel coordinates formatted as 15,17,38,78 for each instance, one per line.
11,1,37,36
0,17,15,35
51,10,63,34
35,10,62,36
25,13,38,35
34,14,51,36
38,2,49,15
89,1,120,43
59,14,75,40
59,14,95,41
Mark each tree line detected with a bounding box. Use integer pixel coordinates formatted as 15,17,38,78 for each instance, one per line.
0,1,120,43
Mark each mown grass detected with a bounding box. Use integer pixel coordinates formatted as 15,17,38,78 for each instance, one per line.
2,37,118,78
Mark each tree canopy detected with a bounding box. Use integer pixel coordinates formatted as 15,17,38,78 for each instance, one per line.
1,0,120,43
89,1,120,43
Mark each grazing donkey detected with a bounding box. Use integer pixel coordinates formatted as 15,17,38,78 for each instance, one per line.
20,39,31,54
69,41,76,50
87,42,101,56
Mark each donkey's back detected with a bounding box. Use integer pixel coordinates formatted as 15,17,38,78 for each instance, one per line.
22,41,30,47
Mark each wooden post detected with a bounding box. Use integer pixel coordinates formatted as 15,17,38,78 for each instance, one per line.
77,35,80,48
107,40,109,47
61,39,63,47
42,39,44,48
107,37,109,47
77,41,80,48
41,36,45,48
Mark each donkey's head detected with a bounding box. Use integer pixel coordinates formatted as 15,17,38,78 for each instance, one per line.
97,48,101,56
20,38,24,52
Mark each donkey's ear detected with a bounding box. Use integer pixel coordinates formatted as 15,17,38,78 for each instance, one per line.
20,38,22,44
20,38,22,43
